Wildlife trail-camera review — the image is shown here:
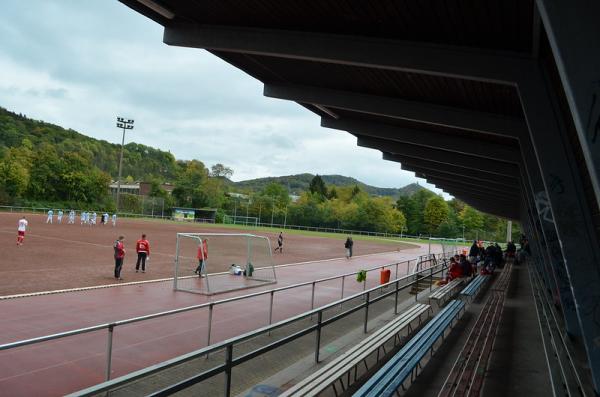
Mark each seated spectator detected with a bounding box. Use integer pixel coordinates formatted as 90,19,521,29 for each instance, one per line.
459,254,473,277
447,257,463,281
506,241,517,257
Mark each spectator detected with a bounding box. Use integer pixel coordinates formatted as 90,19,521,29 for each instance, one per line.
468,240,479,261
447,257,463,281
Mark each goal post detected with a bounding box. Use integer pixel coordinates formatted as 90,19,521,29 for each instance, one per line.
173,233,277,295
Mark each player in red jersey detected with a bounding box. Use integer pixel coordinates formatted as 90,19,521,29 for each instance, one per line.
17,216,28,246
113,236,125,280
135,234,150,273
195,239,208,278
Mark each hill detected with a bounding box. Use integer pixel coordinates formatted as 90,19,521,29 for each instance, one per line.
0,107,180,182
0,106,428,199
231,174,427,198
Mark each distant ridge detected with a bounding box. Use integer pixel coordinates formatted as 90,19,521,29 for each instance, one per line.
230,174,427,198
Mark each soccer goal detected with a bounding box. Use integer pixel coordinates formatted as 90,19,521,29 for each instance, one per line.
222,215,259,227
173,233,277,295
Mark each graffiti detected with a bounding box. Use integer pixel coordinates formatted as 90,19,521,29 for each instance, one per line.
548,173,565,194
587,81,600,144
535,190,555,224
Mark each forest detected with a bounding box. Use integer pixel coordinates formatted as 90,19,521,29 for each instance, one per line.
0,107,517,241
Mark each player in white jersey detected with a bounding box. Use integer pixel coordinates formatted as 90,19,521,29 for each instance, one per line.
68,210,75,224
17,216,28,246
46,209,53,224
80,211,87,225
91,212,97,225
57,210,64,224
103,213,109,225
112,213,117,227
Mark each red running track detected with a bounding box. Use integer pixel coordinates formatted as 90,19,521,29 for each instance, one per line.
0,247,433,396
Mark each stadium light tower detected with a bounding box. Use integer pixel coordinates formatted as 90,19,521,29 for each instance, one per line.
115,117,134,212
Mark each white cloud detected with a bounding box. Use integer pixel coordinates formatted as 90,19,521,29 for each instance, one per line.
0,0,450,198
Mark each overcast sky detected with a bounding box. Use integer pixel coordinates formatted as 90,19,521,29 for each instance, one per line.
0,0,446,195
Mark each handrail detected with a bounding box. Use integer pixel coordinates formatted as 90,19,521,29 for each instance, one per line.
0,252,444,351
67,258,450,397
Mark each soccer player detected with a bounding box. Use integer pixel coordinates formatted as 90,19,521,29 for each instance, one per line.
46,209,53,224
80,211,87,225
112,213,117,227
57,210,64,224
17,216,28,246
113,236,125,280
68,210,75,224
274,232,283,253
195,239,208,277
91,212,97,225
103,213,109,225
135,234,150,273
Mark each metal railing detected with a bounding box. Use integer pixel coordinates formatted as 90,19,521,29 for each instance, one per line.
0,251,453,393
67,255,451,397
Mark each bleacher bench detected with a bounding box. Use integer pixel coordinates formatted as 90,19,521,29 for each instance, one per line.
279,303,432,397
429,278,464,306
354,300,466,397
460,274,490,301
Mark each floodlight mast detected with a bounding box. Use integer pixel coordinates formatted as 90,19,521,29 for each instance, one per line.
115,117,134,212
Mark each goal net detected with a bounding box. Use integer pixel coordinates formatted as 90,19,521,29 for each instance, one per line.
173,233,277,295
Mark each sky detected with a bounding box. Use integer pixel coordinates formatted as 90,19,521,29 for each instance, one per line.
0,0,446,195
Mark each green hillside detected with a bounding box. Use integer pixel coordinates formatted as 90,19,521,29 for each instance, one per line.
0,107,180,182
231,174,427,198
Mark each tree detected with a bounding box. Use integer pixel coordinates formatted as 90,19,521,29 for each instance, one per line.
423,196,449,234
460,205,484,239
172,160,209,207
309,174,327,197
0,156,29,197
210,163,233,179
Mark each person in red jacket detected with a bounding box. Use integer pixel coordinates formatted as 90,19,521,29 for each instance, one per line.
113,236,125,280
195,238,208,278
135,234,150,273
447,257,463,281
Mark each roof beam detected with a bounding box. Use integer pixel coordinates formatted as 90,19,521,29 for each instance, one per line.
358,136,519,177
402,163,516,192
164,23,529,84
406,167,518,199
265,83,526,138
321,117,520,163
385,153,518,186
425,177,517,202
450,192,519,220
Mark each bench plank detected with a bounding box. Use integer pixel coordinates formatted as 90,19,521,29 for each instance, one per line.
280,303,431,397
355,300,465,397
429,278,464,301
460,274,489,297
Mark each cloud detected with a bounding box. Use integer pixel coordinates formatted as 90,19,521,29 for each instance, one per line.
0,0,449,198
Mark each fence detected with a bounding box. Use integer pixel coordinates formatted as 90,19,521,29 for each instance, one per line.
0,205,475,246
0,251,453,396
67,253,451,396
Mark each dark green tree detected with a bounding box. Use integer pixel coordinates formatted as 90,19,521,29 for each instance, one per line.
309,174,327,197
